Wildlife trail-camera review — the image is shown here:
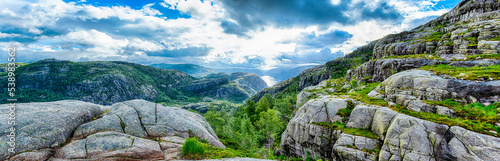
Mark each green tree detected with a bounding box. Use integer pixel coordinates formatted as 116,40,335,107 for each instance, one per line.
256,97,270,115
239,116,259,149
256,109,282,152
246,100,256,117
263,93,275,109
204,110,226,134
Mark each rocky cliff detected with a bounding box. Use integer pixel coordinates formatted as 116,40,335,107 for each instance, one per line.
276,0,500,160
277,73,500,160
230,72,268,95
0,99,224,160
346,0,500,84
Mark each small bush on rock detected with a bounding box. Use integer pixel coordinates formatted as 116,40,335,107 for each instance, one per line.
182,137,205,159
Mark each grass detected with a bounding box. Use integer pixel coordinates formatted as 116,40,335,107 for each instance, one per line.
419,64,500,80
337,100,354,118
465,37,478,47
465,54,500,60
375,54,443,60
344,143,381,155
182,137,205,159
329,81,500,137
425,100,499,123
421,32,445,42
488,35,500,41
312,121,379,139
182,136,261,160
390,104,499,136
204,144,261,159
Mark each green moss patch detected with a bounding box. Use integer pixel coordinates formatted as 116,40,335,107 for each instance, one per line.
329,81,500,137
421,32,445,42
466,54,500,60
420,64,500,80
488,35,500,41
312,121,379,139
425,100,499,123
375,54,443,61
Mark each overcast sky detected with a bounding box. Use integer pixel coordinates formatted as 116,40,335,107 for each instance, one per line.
0,0,461,71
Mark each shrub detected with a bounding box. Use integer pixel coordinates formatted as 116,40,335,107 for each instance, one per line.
350,80,358,89
182,137,205,159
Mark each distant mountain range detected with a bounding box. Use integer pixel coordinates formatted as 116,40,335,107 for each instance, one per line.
150,63,218,78
151,63,318,85
0,59,267,105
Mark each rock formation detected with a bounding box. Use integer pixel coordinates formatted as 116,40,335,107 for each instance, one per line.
278,79,500,161
277,1,500,160
0,99,224,160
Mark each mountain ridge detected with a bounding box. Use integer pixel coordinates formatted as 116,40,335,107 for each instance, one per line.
0,59,267,105
270,0,500,160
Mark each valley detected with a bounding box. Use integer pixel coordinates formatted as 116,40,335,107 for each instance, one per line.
1,0,500,160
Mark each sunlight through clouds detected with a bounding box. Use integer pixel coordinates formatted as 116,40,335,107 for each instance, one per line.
0,0,462,72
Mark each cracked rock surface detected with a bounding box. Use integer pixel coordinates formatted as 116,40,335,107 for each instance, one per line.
1,99,225,160
279,82,500,161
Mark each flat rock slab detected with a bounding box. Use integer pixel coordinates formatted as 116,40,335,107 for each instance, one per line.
0,100,104,160
54,131,163,160
161,136,186,144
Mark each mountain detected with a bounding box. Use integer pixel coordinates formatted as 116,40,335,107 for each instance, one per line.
251,40,375,102
150,63,218,78
0,59,266,104
229,72,268,94
263,65,317,82
267,0,500,160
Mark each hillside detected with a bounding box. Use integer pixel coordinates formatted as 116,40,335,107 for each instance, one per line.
262,0,500,160
253,0,500,103
1,0,500,160
0,59,266,104
151,63,218,78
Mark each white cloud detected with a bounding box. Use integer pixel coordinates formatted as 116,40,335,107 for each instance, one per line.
0,0,460,72
66,29,128,49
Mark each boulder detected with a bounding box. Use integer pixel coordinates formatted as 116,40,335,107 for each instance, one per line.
375,70,500,110
0,100,104,160
8,149,53,161
107,103,148,137
54,131,163,160
346,58,443,83
1,99,226,160
444,126,500,160
346,105,378,129
296,91,313,107
93,99,225,148
279,95,353,160
379,115,449,161
333,133,380,161
370,108,399,140
73,114,124,139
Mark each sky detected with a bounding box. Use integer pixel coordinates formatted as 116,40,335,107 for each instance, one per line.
0,0,461,84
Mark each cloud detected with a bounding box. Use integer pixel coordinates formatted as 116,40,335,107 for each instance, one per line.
220,21,247,37
0,0,462,76
146,46,211,57
300,30,353,48
218,0,403,35
278,48,344,65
